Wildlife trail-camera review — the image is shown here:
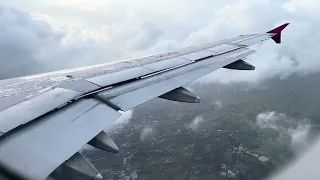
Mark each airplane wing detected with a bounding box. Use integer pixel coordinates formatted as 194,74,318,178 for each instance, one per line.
0,23,289,180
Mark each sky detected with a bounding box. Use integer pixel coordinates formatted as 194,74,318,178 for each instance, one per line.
0,0,320,83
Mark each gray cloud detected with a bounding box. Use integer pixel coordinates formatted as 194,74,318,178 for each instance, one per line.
0,5,166,79
0,6,59,78
268,136,320,180
0,6,107,78
1,0,320,84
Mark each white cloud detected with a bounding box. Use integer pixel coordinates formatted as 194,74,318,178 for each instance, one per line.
104,110,134,132
283,0,320,11
214,100,223,109
113,110,134,126
256,111,310,153
256,111,288,130
140,126,154,141
189,0,320,84
289,123,310,152
186,116,205,131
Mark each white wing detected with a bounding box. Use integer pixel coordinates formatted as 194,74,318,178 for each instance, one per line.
0,23,289,180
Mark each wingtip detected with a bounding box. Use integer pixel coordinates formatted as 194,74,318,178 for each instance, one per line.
266,23,290,34
267,23,290,44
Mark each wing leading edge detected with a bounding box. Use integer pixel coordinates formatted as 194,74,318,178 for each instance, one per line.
0,23,289,180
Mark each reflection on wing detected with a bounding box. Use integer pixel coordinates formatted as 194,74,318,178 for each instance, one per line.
0,23,289,180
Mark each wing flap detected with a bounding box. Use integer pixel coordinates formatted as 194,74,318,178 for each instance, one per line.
179,50,213,61
0,88,82,133
142,57,191,71
205,44,240,54
0,98,121,180
58,79,101,93
108,66,212,110
97,48,255,111
86,67,153,87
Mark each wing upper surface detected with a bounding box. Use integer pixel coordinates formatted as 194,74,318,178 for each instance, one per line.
0,99,121,180
0,24,289,180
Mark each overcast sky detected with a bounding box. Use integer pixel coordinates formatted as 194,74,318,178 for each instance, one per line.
0,0,319,82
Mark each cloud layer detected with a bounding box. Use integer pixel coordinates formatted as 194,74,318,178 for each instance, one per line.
256,111,310,153
1,0,320,84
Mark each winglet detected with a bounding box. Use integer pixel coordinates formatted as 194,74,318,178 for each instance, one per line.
266,23,289,44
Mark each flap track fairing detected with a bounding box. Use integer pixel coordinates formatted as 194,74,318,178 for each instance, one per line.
223,59,255,70
49,152,103,180
88,131,119,153
159,87,200,103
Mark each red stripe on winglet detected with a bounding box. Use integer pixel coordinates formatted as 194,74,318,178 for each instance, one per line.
267,23,290,34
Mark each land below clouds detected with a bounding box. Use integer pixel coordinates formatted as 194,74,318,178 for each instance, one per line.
84,72,320,179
